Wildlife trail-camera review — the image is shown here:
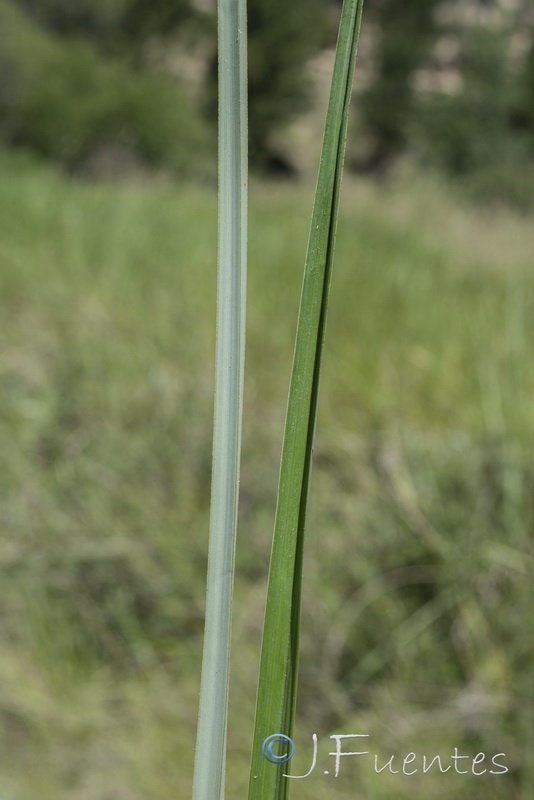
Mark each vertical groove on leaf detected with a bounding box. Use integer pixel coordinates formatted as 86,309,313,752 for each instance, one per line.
248,2,365,799
192,1,247,799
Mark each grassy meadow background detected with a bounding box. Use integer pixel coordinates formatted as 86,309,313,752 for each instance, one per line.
0,152,533,799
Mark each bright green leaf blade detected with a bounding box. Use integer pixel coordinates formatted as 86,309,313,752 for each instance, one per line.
248,2,364,799
192,1,247,800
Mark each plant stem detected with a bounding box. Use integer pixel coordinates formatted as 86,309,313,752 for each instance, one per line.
192,2,247,799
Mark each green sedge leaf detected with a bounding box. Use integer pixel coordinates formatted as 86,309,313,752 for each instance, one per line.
248,2,365,799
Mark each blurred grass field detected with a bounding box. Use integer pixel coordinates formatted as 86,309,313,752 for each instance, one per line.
0,154,533,799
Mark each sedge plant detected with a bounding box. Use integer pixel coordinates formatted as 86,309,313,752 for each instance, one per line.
191,1,247,799
248,2,364,798
193,1,364,799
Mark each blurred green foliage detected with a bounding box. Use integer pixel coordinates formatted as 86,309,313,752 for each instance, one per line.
0,0,211,175
1,0,328,175
359,0,441,172
415,26,533,208
18,0,194,51
245,0,328,171
417,29,520,174
522,32,534,141
1,0,533,191
357,0,534,204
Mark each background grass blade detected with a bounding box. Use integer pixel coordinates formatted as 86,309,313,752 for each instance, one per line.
248,2,364,799
192,1,247,799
